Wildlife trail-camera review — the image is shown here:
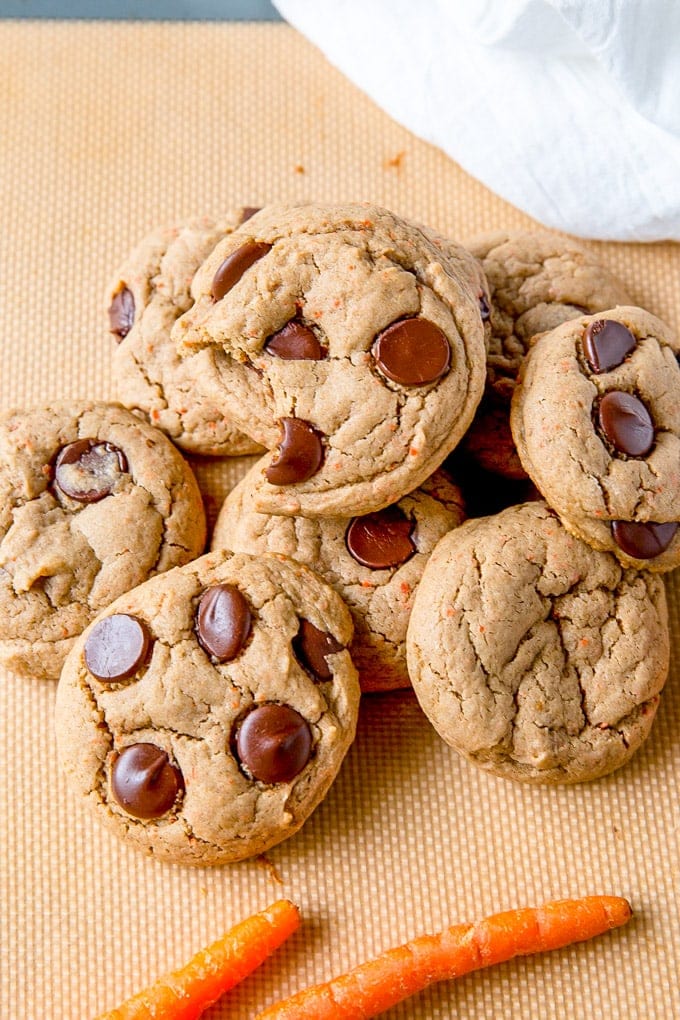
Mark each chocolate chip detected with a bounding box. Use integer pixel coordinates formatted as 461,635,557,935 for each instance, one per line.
264,320,325,360
240,207,261,223
84,613,151,681
611,520,678,559
479,293,491,322
196,584,252,662
293,619,344,681
372,317,451,386
110,743,183,820
54,439,127,502
235,703,312,784
583,319,636,373
598,391,654,457
211,241,271,301
108,286,135,341
345,506,416,568
265,418,324,486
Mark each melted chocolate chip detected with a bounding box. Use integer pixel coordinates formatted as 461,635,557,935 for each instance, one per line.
196,584,252,662
583,319,636,373
111,743,183,820
240,207,261,223
211,241,271,301
235,703,312,784
598,391,654,457
293,619,344,681
264,320,325,360
372,317,451,386
345,506,416,568
54,439,128,502
265,418,325,486
84,614,151,681
108,286,135,341
479,293,491,322
611,520,678,560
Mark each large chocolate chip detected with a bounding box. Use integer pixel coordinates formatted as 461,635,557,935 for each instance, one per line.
372,317,451,386
84,614,151,681
54,439,128,503
211,241,271,301
264,320,325,360
293,619,344,681
235,703,312,784
108,286,135,341
345,505,416,568
111,743,183,820
583,319,636,373
265,418,325,486
611,520,678,559
598,391,654,457
196,584,252,662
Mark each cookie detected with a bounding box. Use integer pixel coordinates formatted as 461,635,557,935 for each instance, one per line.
0,401,206,680
211,461,466,691
511,306,680,571
406,502,669,784
55,548,360,865
172,203,487,517
461,230,633,478
107,212,262,456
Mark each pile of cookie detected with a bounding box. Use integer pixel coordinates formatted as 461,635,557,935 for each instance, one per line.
2,204,676,866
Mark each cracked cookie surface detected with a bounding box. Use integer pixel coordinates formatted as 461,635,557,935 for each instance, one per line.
0,401,206,680
461,230,632,479
55,549,360,865
406,502,669,783
172,203,487,517
211,460,466,692
107,213,262,455
511,306,680,571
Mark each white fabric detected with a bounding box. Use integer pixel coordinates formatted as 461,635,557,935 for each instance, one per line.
273,0,680,241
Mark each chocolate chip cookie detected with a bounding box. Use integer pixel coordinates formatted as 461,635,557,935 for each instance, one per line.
172,203,487,517
211,461,466,691
511,306,680,571
406,502,669,783
0,401,206,680
107,212,262,455
461,230,633,479
55,549,360,865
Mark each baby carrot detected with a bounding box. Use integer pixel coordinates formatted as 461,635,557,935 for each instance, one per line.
95,898,300,1020
254,895,632,1020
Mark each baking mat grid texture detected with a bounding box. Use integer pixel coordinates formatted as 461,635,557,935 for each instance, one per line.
0,21,679,1019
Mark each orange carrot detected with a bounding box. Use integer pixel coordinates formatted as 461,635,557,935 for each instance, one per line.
253,895,632,1020
95,898,300,1020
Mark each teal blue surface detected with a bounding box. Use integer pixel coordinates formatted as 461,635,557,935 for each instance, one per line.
1,0,281,18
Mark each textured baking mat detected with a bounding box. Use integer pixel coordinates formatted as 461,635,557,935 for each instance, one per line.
1,21,679,1019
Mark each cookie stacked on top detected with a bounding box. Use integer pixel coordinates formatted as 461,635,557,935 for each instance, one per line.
2,200,668,864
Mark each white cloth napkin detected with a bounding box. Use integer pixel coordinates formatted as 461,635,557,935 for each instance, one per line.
274,0,680,241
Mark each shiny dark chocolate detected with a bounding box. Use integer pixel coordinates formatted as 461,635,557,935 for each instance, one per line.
84,614,151,681
54,439,127,502
110,743,183,819
108,286,135,341
372,317,451,385
265,418,324,485
345,506,416,568
235,703,312,784
196,584,252,662
293,619,344,681
211,241,271,301
598,391,654,457
583,319,636,373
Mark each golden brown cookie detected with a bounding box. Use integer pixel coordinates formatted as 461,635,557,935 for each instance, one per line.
511,306,680,571
461,230,633,479
407,502,669,784
0,401,206,679
211,461,466,692
107,212,262,456
55,549,360,865
173,203,487,517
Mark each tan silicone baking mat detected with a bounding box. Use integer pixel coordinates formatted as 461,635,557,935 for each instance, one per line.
1,20,679,1019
